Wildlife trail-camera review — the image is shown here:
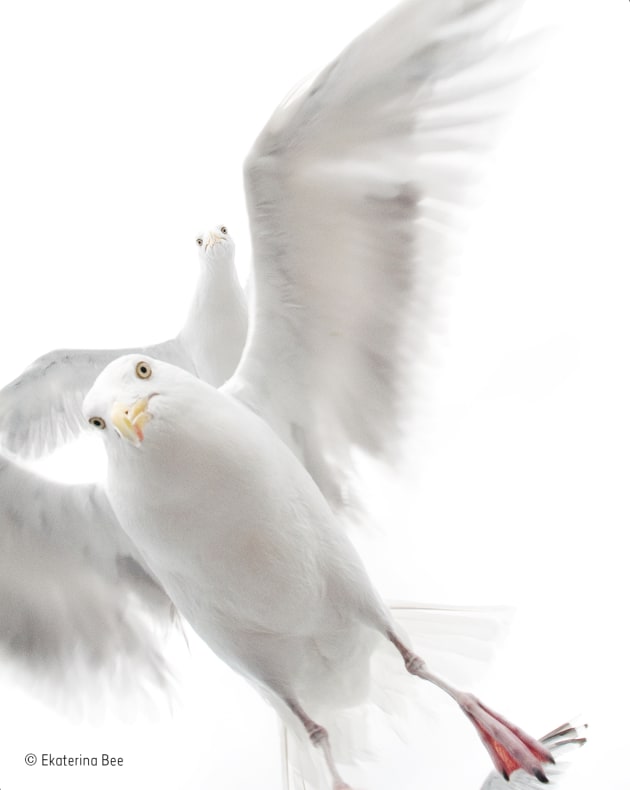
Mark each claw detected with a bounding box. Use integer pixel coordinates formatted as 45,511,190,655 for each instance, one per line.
462,695,554,782
387,635,556,784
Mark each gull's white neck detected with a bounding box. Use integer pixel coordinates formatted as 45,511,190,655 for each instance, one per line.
178,259,248,387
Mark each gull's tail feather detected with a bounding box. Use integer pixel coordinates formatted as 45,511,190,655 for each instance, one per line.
281,602,513,789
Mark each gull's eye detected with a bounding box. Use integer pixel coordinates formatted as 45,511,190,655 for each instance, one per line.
220,226,228,235
196,237,203,246
89,416,106,430
135,361,152,379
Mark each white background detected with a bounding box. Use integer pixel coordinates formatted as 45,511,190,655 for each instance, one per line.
0,1,628,789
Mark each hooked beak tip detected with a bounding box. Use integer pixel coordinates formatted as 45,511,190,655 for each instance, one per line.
111,398,153,446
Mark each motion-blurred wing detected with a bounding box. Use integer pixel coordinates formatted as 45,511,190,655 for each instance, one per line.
0,339,188,458
228,0,534,509
0,453,174,691
0,535,170,697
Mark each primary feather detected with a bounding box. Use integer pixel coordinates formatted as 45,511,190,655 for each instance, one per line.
228,0,535,510
0,452,172,694
1,2,571,787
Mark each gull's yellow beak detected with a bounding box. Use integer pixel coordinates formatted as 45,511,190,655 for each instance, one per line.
204,231,223,251
111,398,153,446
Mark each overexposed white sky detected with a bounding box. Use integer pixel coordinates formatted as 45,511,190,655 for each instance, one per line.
0,1,628,789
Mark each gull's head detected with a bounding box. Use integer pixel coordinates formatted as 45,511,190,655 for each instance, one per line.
83,354,174,450
195,224,235,267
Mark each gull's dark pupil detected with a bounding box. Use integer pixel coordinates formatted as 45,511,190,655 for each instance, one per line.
135,360,152,379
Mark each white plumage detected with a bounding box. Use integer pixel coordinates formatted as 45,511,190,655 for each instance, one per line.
0,225,247,458
0,451,172,691
0,228,245,683
0,0,587,786
83,354,555,788
227,0,536,511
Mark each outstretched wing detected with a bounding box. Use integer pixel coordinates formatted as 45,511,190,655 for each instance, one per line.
479,722,587,789
227,0,534,510
0,452,174,693
0,339,188,458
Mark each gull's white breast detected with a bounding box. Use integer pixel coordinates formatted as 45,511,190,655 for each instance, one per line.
104,381,386,702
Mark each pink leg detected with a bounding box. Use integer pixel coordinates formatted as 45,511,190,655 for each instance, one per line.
285,698,353,790
388,631,555,782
